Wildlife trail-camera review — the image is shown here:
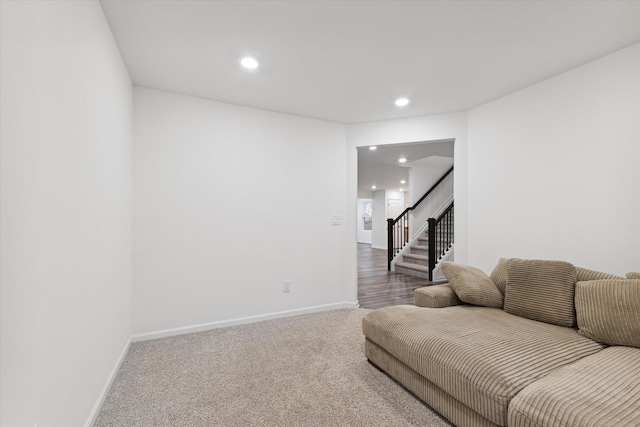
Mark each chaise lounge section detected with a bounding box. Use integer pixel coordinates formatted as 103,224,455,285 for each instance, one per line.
363,259,640,426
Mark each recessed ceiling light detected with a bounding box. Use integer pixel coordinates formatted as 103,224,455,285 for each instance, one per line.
369,146,377,151
371,185,376,190
399,188,403,191
400,180,406,184
398,158,407,163
395,97,409,107
240,57,259,69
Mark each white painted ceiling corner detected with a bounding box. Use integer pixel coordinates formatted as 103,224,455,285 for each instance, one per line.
100,0,640,124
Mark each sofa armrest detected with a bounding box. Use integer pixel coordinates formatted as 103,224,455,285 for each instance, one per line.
414,284,462,308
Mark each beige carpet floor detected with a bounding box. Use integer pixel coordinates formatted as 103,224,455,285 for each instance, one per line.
94,308,450,426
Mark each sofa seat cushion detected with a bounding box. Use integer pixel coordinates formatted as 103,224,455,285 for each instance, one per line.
362,305,603,426
508,346,640,427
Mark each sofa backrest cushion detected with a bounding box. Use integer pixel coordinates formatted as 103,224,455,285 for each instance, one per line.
575,266,622,281
441,262,503,308
504,259,577,327
493,262,620,294
576,279,640,348
627,272,640,279
489,258,510,295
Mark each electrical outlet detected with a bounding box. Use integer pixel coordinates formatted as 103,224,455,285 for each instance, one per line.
283,281,291,293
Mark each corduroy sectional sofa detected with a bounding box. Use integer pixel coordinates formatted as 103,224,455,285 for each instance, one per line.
362,258,640,427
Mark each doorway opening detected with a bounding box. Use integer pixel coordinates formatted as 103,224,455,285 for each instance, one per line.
356,139,454,309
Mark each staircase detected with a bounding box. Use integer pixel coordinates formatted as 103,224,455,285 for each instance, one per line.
394,233,431,278
393,223,453,279
387,166,454,281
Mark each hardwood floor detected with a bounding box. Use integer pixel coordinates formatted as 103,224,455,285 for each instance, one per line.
358,243,436,309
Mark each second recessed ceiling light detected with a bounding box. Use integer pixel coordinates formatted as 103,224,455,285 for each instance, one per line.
241,57,259,69
395,97,409,107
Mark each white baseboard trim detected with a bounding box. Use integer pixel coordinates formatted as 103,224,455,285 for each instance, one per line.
371,245,387,250
131,301,360,342
85,337,131,427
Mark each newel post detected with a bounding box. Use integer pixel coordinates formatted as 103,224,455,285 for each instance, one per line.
428,217,436,281
387,218,394,270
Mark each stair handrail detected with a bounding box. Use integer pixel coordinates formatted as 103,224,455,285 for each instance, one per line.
387,165,454,269
391,165,453,223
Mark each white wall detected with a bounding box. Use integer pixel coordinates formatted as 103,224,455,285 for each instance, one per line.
408,156,454,238
467,43,640,275
133,87,350,335
0,2,133,426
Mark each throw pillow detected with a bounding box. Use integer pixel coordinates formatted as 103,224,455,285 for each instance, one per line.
576,266,623,281
441,261,503,308
504,259,577,327
627,272,640,279
576,279,640,348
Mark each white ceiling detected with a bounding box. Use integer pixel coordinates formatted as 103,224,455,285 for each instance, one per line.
100,1,640,124
357,140,454,193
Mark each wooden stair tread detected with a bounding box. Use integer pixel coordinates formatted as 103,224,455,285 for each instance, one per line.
403,253,428,261
395,262,429,272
